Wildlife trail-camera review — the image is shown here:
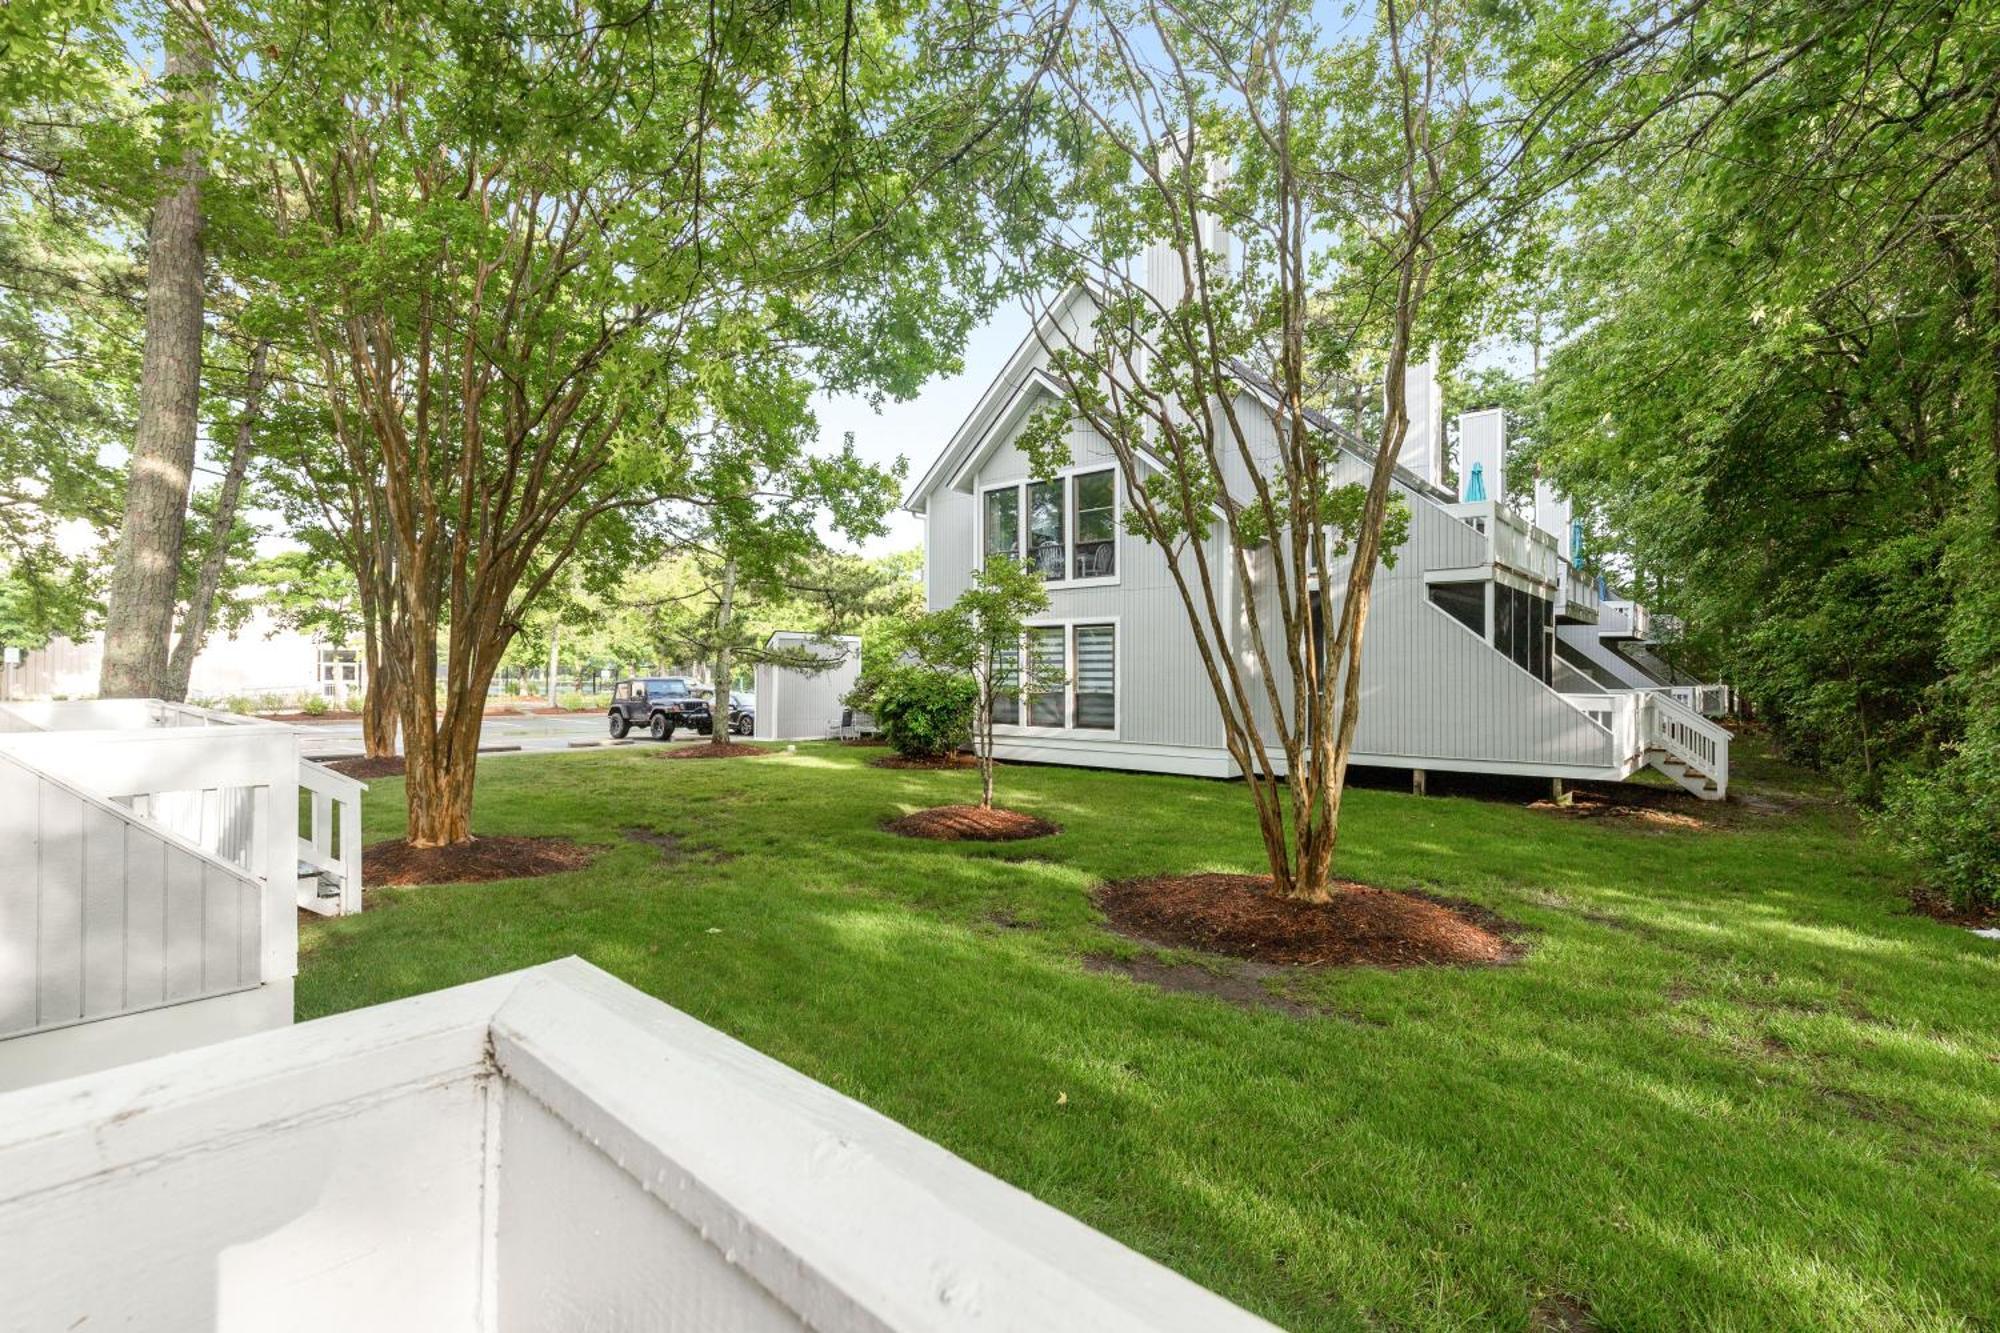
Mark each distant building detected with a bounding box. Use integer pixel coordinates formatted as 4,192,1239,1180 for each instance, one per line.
2,605,363,703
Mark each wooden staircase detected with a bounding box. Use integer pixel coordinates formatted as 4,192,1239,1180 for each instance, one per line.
1642,691,1731,800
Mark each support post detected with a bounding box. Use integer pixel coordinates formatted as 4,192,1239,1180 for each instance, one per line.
1550,777,1569,806
1412,768,1427,797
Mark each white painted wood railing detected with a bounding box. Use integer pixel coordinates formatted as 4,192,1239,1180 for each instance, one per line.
298,760,366,916
1443,499,1561,587
0,751,265,1041
1558,557,1602,621
1663,682,1733,718
1558,690,1645,764
1644,690,1731,796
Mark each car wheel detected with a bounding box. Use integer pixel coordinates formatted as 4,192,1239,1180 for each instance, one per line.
608,712,629,739
649,712,671,741
734,715,753,736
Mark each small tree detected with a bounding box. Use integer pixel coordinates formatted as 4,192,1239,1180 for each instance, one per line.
903,559,1058,810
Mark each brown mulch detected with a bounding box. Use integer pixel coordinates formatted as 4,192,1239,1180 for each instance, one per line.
658,741,776,760
1905,886,2000,929
1531,785,1712,830
1093,873,1521,969
326,754,406,779
264,710,364,723
870,752,980,770
363,835,598,887
884,804,1060,842
839,737,892,748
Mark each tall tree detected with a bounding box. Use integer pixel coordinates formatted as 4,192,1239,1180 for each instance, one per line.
223,0,1043,843
1014,0,1673,899
99,4,210,697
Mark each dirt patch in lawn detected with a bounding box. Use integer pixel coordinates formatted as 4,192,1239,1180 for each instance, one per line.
884,804,1059,842
839,736,891,748
658,741,775,760
1530,783,1717,829
363,835,597,886
1083,954,1327,1019
1093,873,1521,969
1904,886,1999,929
869,752,979,770
621,826,735,866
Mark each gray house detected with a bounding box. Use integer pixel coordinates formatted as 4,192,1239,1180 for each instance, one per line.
904,283,1733,799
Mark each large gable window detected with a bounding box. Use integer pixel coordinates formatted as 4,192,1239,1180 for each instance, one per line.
980,470,1117,585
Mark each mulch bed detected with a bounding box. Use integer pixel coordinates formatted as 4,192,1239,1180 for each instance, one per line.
870,752,980,770
884,804,1060,842
839,737,892,748
263,710,364,723
658,741,776,760
363,835,598,887
1093,873,1521,969
1905,886,1999,930
325,754,406,779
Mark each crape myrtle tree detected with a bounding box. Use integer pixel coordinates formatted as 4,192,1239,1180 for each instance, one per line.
215,0,1052,845
1012,0,1698,900
901,557,1057,810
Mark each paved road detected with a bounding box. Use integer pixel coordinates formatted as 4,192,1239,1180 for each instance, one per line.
293,711,695,760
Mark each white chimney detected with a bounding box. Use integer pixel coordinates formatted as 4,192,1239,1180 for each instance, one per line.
1401,353,1443,487
1533,477,1573,550
1141,142,1231,309
1457,409,1505,504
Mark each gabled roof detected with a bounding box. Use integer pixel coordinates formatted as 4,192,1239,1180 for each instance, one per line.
902,283,1094,513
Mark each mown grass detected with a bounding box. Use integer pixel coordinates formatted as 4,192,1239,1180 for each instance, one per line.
298,739,1999,1331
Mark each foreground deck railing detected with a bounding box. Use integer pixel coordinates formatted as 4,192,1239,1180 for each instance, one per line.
0,959,1280,1332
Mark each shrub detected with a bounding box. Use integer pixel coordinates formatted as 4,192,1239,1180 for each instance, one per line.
1879,734,2000,910
873,665,975,759
257,691,288,713
558,691,590,711
299,694,331,717
225,695,258,715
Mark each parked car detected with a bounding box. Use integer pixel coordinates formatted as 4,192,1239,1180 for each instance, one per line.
726,692,754,736
606,677,712,740
693,687,756,736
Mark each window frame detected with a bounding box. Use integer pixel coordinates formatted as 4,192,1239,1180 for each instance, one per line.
991,616,1120,740
976,464,1121,589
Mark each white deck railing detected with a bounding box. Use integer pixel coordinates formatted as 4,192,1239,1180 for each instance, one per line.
1598,597,1651,639
1443,499,1561,588
298,760,366,916
1644,690,1731,795
1557,557,1602,622
1556,690,1646,765
0,959,1281,1332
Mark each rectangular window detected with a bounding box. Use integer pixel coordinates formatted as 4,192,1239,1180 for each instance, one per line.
982,487,1020,566
1026,626,1066,726
992,644,1020,726
1026,480,1065,580
1072,471,1116,579
1073,625,1115,729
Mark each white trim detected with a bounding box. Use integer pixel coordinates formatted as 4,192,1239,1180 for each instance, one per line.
988,735,1235,779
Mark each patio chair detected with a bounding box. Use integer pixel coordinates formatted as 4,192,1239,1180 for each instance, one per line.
826,707,854,740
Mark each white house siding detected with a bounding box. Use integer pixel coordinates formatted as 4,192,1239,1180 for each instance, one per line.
926,486,979,610
963,421,1232,761
1244,456,1620,777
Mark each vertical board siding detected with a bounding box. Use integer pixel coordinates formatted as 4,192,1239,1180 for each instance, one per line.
0,754,265,1039
125,829,167,1011
36,784,84,1026
0,760,36,1032
81,806,126,1017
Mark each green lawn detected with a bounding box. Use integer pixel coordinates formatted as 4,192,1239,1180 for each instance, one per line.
299,740,1999,1331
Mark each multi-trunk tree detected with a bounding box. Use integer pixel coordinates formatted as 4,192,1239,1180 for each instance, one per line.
218,0,1041,843
1008,0,1702,900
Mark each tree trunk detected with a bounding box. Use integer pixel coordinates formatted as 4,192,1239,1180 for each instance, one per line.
163,340,270,701
546,624,560,708
101,21,209,699
709,559,736,747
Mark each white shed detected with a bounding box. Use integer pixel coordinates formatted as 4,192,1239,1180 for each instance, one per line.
752,632,861,741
